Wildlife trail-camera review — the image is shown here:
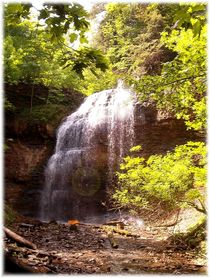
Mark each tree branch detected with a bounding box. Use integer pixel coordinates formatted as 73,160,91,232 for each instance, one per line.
137,73,206,94
187,201,206,214
160,73,206,87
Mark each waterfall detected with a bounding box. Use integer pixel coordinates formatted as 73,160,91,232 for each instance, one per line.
41,81,136,222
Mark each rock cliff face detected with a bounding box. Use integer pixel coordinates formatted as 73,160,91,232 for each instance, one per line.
4,83,85,218
4,86,201,219
134,104,198,157
5,140,52,217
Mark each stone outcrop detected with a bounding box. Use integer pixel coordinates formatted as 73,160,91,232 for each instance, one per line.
134,104,199,158
5,141,49,182
5,139,53,217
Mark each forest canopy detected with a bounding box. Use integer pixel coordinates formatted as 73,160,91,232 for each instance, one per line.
4,3,108,88
4,3,207,131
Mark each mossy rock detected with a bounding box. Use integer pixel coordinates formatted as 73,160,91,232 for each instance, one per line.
4,204,17,227
170,215,206,248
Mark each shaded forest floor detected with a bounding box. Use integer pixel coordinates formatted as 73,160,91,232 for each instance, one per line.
4,215,207,275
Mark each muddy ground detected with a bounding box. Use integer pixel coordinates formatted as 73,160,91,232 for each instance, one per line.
4,216,207,275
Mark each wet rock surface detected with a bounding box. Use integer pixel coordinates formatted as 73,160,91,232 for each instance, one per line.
4,220,207,274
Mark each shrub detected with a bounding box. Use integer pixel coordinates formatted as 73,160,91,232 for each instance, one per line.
113,141,207,214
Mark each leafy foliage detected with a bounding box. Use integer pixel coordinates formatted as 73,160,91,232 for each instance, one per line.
61,47,108,77
91,3,207,132
4,98,16,112
4,204,17,227
170,3,206,37
4,3,108,87
93,3,169,77
38,4,90,44
113,142,207,214
79,67,119,95
5,3,89,44
131,25,207,131
18,104,70,126
154,3,206,37
129,4,207,132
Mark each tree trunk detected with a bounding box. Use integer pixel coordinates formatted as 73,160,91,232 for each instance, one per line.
30,83,35,114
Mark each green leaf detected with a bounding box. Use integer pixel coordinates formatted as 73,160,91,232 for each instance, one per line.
79,36,88,44
130,145,142,152
192,20,201,37
38,9,50,20
69,33,78,43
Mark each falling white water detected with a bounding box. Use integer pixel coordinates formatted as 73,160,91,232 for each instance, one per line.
41,81,136,222
107,80,135,181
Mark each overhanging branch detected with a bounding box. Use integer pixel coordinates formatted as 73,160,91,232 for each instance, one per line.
160,73,206,87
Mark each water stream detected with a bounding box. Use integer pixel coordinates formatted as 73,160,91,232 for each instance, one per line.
41,81,137,222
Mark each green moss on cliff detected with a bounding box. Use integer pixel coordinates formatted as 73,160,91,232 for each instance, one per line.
4,204,17,227
18,104,70,126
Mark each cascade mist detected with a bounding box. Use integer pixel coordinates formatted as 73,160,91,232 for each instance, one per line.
41,81,136,222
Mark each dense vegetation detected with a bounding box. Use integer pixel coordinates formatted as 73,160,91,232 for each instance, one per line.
4,3,108,126
90,3,207,131
4,3,108,86
4,3,207,218
114,142,206,214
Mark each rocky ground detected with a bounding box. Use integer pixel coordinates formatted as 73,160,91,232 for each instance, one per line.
4,216,207,275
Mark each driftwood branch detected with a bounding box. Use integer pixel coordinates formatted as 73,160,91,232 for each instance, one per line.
4,227,37,250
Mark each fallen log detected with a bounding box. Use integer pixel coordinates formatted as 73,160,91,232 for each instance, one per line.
102,226,139,237
115,228,133,236
103,221,124,227
65,222,101,228
4,227,37,250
